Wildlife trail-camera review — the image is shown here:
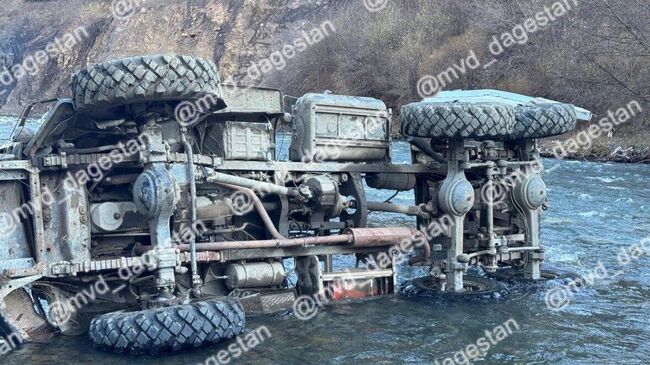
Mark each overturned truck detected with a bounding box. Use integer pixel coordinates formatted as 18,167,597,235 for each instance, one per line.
0,55,585,354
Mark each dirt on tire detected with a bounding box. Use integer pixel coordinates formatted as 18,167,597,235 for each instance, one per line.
89,297,245,355
70,54,225,119
400,102,516,140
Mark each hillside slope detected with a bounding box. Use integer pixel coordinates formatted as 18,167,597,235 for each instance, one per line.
0,0,331,113
0,0,647,161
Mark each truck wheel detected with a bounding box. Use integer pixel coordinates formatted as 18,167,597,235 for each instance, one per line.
510,103,577,139
488,267,582,285
89,297,245,355
400,102,515,140
70,54,225,119
401,274,507,300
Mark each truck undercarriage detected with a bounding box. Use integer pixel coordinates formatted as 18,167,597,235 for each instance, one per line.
0,54,585,354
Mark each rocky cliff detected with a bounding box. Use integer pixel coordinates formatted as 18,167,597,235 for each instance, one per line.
0,0,333,114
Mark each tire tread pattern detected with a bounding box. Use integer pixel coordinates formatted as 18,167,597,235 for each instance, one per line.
510,103,577,139
70,54,222,115
400,102,516,139
88,297,245,355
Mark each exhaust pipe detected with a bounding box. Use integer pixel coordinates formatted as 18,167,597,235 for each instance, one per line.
177,227,426,253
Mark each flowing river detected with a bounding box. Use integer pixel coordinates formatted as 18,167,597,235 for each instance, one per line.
1,117,648,364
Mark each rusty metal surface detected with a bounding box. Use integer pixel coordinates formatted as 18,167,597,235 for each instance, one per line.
218,246,385,261
4,252,222,279
179,251,222,263
366,201,425,217
178,227,418,252
37,152,437,174
0,276,51,344
41,152,139,168
346,227,420,248
0,56,561,340
180,234,352,251
27,169,47,265
2,289,53,343
0,182,31,264
213,159,437,173
38,172,92,265
322,269,396,300
212,182,286,239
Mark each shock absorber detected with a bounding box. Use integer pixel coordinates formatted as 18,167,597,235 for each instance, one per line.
512,142,547,280
438,140,475,292
180,127,203,296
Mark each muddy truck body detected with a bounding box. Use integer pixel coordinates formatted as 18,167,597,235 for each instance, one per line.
0,55,586,354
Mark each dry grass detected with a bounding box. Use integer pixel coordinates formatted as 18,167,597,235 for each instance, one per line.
540,129,650,163
275,0,649,141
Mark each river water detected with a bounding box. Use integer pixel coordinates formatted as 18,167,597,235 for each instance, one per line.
1,117,649,364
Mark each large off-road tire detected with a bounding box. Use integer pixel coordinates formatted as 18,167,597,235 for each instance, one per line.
70,54,225,119
89,297,245,355
400,102,516,140
510,103,577,140
401,274,508,301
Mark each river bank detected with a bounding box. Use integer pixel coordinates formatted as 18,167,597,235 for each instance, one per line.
387,135,650,164
539,133,650,164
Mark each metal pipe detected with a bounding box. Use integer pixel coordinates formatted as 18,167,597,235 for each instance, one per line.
180,129,201,291
179,234,353,251
486,179,495,240
208,172,290,196
207,222,252,235
500,160,539,167
485,177,497,270
466,246,540,259
367,201,427,218
506,246,541,253
461,161,496,169
176,228,420,252
347,227,420,248
467,249,496,259
214,182,285,239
